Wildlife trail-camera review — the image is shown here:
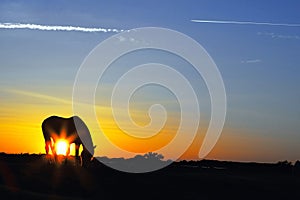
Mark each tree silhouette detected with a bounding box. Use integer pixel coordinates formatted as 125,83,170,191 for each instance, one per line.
143,152,164,161
277,160,292,168
295,160,300,168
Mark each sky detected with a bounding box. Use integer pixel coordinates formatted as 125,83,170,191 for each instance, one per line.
0,0,300,162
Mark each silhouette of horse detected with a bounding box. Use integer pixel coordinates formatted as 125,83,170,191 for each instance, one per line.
42,116,95,167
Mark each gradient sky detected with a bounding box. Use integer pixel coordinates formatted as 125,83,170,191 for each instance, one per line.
0,0,300,162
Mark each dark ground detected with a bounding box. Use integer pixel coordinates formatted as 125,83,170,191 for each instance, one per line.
0,153,299,200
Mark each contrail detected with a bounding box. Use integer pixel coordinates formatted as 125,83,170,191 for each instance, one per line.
0,22,123,33
191,19,300,27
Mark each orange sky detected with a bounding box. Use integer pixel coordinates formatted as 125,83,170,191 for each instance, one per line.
0,88,193,159
0,88,297,162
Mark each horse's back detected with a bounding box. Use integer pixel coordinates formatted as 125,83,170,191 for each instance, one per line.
42,116,77,140
42,115,91,140
42,115,64,129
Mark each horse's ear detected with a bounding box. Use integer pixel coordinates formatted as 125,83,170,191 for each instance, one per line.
93,145,97,149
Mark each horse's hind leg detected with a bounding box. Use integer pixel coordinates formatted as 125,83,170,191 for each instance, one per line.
45,141,51,155
50,141,58,163
43,140,54,164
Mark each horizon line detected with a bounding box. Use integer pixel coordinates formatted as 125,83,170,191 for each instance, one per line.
0,152,298,164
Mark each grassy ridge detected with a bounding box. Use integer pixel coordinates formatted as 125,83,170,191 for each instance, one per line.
0,153,299,199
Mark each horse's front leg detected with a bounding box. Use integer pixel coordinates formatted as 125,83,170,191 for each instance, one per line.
75,143,81,166
66,144,71,156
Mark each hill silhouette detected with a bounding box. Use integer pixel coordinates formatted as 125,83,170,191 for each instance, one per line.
0,153,299,199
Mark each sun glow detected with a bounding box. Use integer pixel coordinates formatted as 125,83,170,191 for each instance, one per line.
55,140,69,156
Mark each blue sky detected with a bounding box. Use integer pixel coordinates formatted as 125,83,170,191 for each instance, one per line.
0,0,300,161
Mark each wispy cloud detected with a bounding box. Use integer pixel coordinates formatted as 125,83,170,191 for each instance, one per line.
257,32,300,40
241,59,261,64
3,88,111,111
117,35,150,45
0,22,123,33
191,19,300,27
6,89,72,104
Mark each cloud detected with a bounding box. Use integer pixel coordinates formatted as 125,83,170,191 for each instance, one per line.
117,35,150,45
257,32,300,40
6,89,72,104
0,22,124,33
3,88,111,111
191,19,300,27
117,36,126,42
117,35,136,42
241,59,261,64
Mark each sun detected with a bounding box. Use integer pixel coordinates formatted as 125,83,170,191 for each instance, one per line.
55,140,69,156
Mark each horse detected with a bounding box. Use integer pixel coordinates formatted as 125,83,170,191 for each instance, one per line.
42,115,95,167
